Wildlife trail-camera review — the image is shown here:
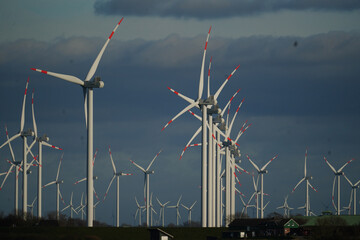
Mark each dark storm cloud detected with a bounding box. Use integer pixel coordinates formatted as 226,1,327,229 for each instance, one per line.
93,0,360,18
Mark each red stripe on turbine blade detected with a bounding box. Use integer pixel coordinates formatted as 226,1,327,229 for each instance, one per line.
41,70,48,74
31,68,36,71
194,144,199,146
118,18,124,25
109,32,114,39
204,42,208,50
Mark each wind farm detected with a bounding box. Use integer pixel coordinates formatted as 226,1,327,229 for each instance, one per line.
1,2,360,239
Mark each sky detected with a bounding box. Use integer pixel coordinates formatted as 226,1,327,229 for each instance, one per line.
1,0,360,226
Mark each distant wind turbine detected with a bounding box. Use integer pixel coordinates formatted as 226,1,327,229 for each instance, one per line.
182,201,197,225
157,197,170,227
343,174,360,215
246,154,278,218
292,149,317,216
42,153,65,220
324,156,354,215
130,149,162,227
168,195,182,226
104,146,132,227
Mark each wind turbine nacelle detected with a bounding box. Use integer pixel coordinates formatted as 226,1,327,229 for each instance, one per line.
84,77,104,88
39,134,50,142
94,176,98,180
27,170,32,174
147,170,154,174
57,180,64,184
213,115,224,124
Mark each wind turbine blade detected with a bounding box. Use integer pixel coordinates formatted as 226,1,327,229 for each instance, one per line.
246,155,260,172
135,196,140,208
108,146,117,174
220,89,241,116
31,68,84,86
42,141,63,150
43,181,56,188
0,133,21,149
31,89,38,137
93,149,98,166
188,109,202,122
207,56,212,98
74,177,86,185
103,175,116,201
59,190,65,205
161,101,198,131
167,87,196,105
0,165,14,190
213,64,240,100
343,174,353,186
85,18,123,81
234,120,251,143
62,205,70,212
56,153,64,181
308,181,318,192
324,156,337,173
190,201,197,209
83,87,88,129
130,160,146,173
180,126,202,160
4,125,16,162
304,148,308,177
20,77,30,132
177,195,182,206
338,158,354,172
156,197,162,207
354,179,360,187
198,27,211,100
146,149,162,171
227,98,245,138
292,177,305,192
332,176,337,211
181,204,189,210
261,154,278,171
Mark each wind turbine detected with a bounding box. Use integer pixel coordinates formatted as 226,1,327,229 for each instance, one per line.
30,89,63,218
181,201,197,225
135,196,145,226
0,78,34,217
93,200,100,221
62,192,77,219
104,146,132,227
246,154,278,218
168,195,182,226
276,195,293,218
75,193,87,221
292,149,318,216
27,196,37,218
31,18,123,227
130,149,162,227
157,197,170,227
343,174,360,215
42,153,65,220
324,156,354,215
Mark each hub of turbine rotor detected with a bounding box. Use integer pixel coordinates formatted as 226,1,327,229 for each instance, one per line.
84,76,104,88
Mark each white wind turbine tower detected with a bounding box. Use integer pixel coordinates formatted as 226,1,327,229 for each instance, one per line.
42,153,65,220
30,89,63,218
31,18,123,227
157,197,170,227
130,150,162,227
343,174,360,215
168,195,182,226
292,149,318,216
0,78,34,218
181,201,197,225
135,196,145,226
93,200,100,221
246,154,278,219
104,146,132,227
324,156,354,215
62,192,77,219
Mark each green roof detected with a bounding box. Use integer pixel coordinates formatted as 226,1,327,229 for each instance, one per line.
284,219,299,228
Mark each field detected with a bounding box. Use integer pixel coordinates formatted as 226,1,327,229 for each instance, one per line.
0,226,227,240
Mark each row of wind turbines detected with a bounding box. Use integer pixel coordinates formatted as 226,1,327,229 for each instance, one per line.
1,19,359,228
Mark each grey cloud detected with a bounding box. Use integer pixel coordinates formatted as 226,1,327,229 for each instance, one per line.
94,0,360,18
